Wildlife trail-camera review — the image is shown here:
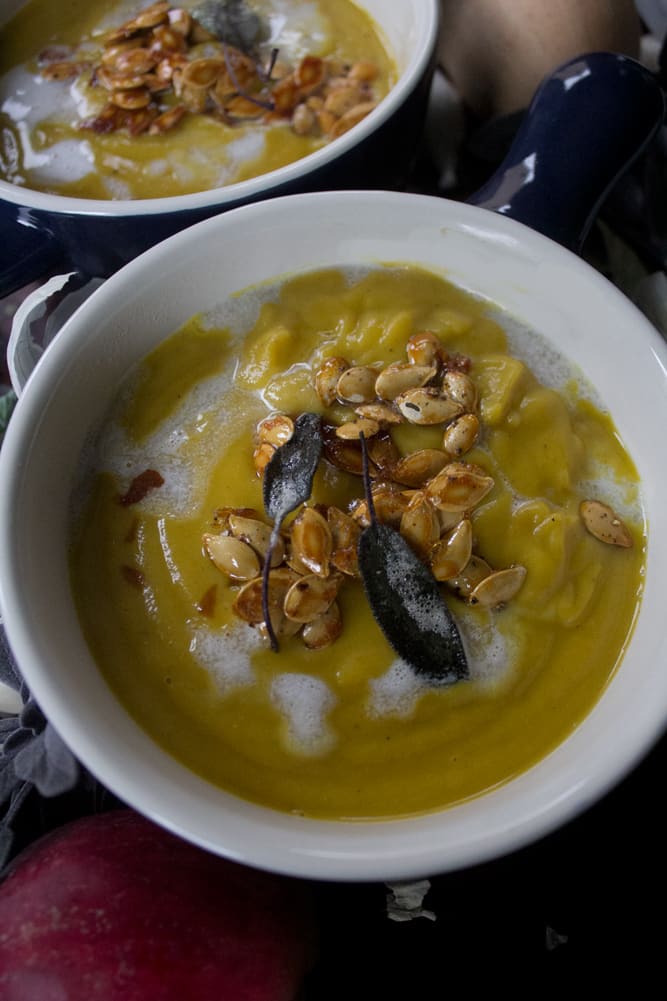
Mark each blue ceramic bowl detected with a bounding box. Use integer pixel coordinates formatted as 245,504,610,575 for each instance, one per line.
0,0,439,297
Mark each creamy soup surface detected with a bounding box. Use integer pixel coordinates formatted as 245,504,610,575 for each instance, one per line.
70,266,645,820
0,0,394,199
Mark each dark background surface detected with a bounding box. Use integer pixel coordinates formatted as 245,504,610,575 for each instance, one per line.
2,35,667,993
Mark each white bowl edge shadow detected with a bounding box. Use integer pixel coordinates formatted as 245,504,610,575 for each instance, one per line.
1,190,667,880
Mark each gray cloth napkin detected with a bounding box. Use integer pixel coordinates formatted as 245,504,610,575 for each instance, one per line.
0,627,81,867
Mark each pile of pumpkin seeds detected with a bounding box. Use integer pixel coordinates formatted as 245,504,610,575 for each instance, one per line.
202,328,633,651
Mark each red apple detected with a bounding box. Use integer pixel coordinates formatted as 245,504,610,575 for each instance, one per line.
0,808,318,1000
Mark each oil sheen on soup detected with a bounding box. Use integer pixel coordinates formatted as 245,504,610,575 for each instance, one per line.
0,0,394,199
69,266,645,820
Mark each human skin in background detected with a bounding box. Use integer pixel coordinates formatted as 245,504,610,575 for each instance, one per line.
438,0,641,119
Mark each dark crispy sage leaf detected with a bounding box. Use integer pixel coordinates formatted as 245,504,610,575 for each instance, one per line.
357,435,469,685
263,413,323,525
261,412,323,650
193,0,267,53
358,524,469,684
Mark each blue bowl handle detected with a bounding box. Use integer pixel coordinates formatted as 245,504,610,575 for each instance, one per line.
0,208,68,298
467,52,665,253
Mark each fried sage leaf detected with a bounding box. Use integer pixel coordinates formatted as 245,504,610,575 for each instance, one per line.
263,412,323,525
193,0,267,53
357,435,469,685
261,412,323,650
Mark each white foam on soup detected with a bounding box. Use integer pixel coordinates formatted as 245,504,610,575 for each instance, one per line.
216,130,267,187
260,0,332,59
29,138,95,183
367,610,511,719
1,67,73,125
270,673,337,755
459,611,512,689
190,621,260,695
88,344,265,519
368,660,424,719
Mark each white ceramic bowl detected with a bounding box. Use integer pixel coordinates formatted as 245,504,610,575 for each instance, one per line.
1,189,666,881
0,0,439,295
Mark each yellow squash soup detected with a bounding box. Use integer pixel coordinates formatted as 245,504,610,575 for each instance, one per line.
0,0,394,199
70,266,645,820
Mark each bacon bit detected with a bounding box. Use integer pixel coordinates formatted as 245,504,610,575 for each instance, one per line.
40,60,89,81
443,352,472,374
80,103,126,134
38,45,74,64
196,584,217,617
148,103,187,133
119,468,165,505
121,564,146,588
124,517,140,543
125,106,159,135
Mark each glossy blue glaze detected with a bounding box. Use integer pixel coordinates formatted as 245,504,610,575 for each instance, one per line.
0,55,435,299
468,52,665,252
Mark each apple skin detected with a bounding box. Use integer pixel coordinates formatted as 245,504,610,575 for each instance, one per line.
0,808,317,1001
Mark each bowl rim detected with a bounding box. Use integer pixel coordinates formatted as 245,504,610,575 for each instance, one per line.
0,0,439,217
2,189,667,881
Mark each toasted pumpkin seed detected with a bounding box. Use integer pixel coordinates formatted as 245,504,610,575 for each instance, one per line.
405,330,444,367
442,370,478,412
101,40,145,66
348,60,378,82
375,363,437,401
110,86,152,109
425,462,494,512
181,56,224,89
284,573,343,622
257,413,294,448
292,102,316,135
228,514,285,567
149,104,187,133
335,417,380,440
253,441,275,476
290,507,332,577
396,388,463,425
232,567,300,624
354,402,403,426
580,500,633,547
324,83,364,117
168,7,192,34
328,507,361,576
301,601,343,649
443,413,481,457
367,433,400,477
430,519,473,581
469,565,527,607
400,497,440,558
212,505,261,531
392,448,449,487
445,554,493,600
131,1,170,29
203,534,260,581
336,365,378,404
352,489,408,528
329,100,376,138
322,430,363,475
109,47,158,75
